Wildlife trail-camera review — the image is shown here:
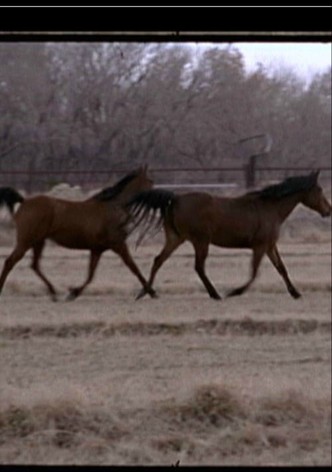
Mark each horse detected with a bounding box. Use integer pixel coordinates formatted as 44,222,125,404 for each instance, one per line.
127,170,331,300
0,166,157,301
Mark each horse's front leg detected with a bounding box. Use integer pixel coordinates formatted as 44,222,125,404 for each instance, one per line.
31,241,58,301
267,244,301,299
67,250,102,301
136,232,184,300
192,239,221,300
227,245,266,297
112,242,157,299
0,246,27,296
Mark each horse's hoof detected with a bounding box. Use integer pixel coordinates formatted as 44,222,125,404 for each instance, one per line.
50,293,58,302
149,289,158,299
135,289,148,300
291,290,302,299
226,288,243,298
66,287,79,301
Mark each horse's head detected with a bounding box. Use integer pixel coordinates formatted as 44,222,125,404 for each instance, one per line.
121,165,153,203
92,166,153,208
133,165,154,192
301,171,331,218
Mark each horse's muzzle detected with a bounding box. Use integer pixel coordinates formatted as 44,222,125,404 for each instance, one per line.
321,207,331,217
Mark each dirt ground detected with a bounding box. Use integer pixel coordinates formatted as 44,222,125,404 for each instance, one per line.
0,227,331,465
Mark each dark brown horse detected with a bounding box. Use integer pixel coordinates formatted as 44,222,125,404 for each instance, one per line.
0,166,156,300
128,171,331,300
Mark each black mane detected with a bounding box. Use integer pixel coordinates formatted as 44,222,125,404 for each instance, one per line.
93,170,140,202
249,173,318,200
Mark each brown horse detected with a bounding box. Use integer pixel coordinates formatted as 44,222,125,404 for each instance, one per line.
0,166,156,300
128,171,331,300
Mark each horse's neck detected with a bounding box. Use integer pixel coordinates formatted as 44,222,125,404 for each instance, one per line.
115,186,140,206
276,193,302,223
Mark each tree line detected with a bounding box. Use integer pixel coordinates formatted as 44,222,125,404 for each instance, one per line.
0,42,330,189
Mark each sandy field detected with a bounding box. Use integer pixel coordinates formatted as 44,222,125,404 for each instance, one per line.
0,208,331,465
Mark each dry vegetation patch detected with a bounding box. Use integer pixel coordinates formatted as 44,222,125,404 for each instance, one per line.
160,384,246,429
0,238,330,465
0,396,127,451
1,383,329,465
149,384,331,464
1,317,330,340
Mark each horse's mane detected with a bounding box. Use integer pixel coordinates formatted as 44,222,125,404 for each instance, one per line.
248,173,318,200
92,170,140,202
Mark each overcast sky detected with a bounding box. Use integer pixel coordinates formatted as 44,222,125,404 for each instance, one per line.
191,41,331,82
234,42,331,78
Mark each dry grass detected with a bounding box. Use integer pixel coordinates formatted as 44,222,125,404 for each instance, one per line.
0,383,330,465
0,317,330,340
0,399,126,449
0,217,330,465
162,384,246,429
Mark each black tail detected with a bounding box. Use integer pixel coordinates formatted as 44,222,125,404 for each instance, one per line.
127,189,178,244
0,187,25,215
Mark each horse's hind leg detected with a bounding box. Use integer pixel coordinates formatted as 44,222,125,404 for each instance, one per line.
267,244,301,299
67,250,103,301
31,241,58,301
192,240,221,300
0,245,27,295
227,245,265,297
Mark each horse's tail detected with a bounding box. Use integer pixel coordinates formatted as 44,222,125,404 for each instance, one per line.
127,189,178,245
0,187,25,215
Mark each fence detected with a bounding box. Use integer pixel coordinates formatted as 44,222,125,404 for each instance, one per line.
0,166,331,193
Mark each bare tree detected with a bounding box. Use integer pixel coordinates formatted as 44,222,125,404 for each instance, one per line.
0,42,330,190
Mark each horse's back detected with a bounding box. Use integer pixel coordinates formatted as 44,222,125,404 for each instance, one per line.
175,192,214,212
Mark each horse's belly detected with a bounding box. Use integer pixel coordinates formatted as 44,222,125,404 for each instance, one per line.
211,225,254,248
210,216,258,248
50,225,124,250
50,233,92,250
212,235,251,248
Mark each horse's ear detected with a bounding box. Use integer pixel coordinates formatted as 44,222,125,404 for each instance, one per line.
310,170,320,182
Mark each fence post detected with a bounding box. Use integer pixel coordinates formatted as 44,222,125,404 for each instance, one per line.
245,154,257,189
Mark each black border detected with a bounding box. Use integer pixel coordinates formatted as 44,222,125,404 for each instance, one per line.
0,6,331,39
